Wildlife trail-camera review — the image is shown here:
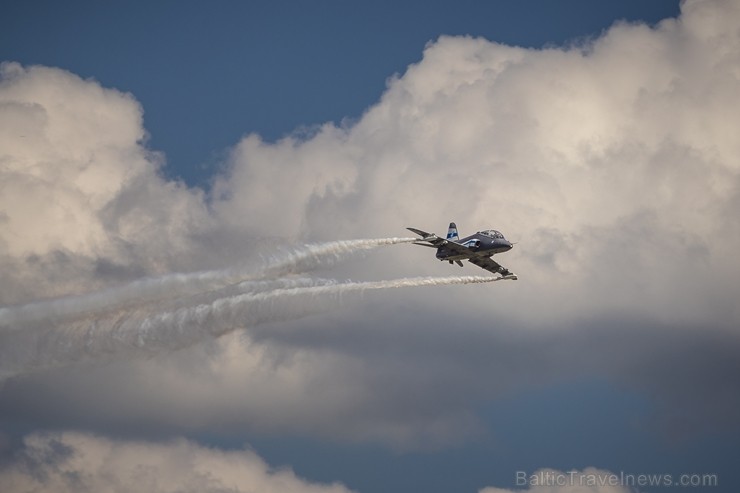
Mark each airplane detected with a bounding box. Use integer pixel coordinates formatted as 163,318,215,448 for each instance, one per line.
407,222,518,280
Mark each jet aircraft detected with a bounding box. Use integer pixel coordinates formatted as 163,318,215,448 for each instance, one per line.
407,222,517,279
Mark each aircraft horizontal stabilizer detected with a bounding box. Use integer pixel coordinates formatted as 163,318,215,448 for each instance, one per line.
412,241,439,248
408,227,447,249
407,227,433,238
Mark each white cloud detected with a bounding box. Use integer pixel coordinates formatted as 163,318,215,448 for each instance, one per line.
0,62,210,303
210,0,740,327
3,0,738,320
0,431,354,493
212,128,359,239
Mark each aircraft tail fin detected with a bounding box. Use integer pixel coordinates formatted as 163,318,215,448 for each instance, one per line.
446,222,459,241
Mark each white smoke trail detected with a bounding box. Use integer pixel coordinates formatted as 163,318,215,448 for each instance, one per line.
0,276,325,329
0,275,503,379
0,237,415,328
255,237,416,278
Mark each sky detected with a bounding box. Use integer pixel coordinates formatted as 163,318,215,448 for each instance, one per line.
1,1,739,492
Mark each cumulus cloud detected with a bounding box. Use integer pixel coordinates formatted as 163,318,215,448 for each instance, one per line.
210,0,740,327
0,431,354,493
0,62,211,304
1,0,739,453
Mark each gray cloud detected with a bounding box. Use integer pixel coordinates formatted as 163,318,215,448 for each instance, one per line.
1,305,737,451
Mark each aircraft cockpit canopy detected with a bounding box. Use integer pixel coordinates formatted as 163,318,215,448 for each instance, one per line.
479,230,505,239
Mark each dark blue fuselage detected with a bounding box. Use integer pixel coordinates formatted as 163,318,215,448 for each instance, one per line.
436,229,513,261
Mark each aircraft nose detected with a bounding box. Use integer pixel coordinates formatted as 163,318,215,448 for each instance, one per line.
506,241,513,251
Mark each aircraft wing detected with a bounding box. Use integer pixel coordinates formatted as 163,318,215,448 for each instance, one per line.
434,239,516,277
467,254,516,278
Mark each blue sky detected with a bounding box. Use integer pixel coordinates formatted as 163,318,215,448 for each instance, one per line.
3,1,740,493
3,0,680,186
